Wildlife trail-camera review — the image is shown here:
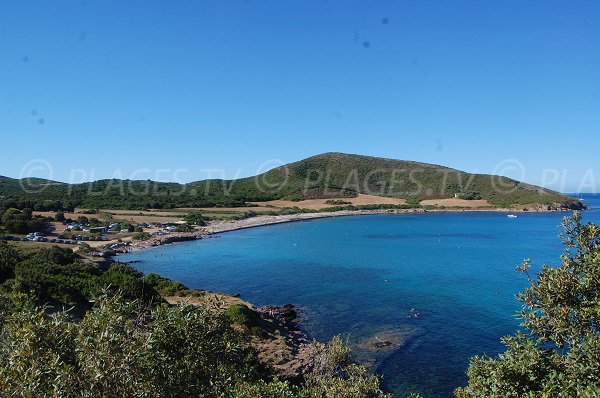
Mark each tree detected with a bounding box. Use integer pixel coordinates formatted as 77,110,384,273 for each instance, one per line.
1,208,47,233
455,212,600,397
174,224,193,233
54,212,65,222
88,217,102,227
184,212,206,226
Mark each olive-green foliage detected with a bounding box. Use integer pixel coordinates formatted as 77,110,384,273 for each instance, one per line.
99,263,162,303
14,258,96,305
184,212,207,226
455,212,600,397
143,272,189,296
1,207,48,233
231,210,259,220
224,304,262,329
0,153,581,213
0,292,260,398
325,200,353,205
7,246,95,305
27,245,80,265
301,336,393,398
174,224,193,232
132,231,152,241
0,243,20,283
0,245,162,307
457,191,482,200
227,379,301,398
227,336,397,398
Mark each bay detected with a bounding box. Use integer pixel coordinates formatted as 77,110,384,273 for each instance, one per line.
120,194,600,397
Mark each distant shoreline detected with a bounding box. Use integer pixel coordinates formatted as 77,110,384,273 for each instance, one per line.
120,206,580,254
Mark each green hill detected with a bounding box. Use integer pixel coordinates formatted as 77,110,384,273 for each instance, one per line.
192,152,583,208
0,153,584,210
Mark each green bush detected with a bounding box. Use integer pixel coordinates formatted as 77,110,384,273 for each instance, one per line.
0,293,260,397
13,260,92,305
174,224,194,233
457,191,482,200
132,232,151,241
0,243,20,283
184,212,207,226
325,200,352,205
99,263,161,303
1,208,48,233
224,304,262,329
143,272,189,296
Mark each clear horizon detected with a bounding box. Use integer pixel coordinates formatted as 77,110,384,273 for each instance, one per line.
1,1,599,192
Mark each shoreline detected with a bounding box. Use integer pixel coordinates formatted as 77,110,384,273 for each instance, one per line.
99,204,586,383
120,205,579,254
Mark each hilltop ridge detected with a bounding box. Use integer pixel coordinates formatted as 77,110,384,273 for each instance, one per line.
0,153,584,211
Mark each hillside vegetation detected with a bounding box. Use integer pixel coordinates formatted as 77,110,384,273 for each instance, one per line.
0,153,582,211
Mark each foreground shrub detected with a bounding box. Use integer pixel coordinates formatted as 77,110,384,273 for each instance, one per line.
0,292,259,397
143,272,189,296
224,304,262,328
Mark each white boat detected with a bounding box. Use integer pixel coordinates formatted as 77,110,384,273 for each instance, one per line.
507,214,518,218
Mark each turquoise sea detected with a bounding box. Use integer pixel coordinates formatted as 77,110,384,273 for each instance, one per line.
120,194,600,397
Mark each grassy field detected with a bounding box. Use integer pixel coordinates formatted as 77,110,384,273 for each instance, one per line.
419,198,493,208
250,194,408,210
34,210,185,224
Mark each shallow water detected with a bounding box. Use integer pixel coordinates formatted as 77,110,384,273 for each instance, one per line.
121,194,600,397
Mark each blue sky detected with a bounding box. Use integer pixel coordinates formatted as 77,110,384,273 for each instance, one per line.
1,0,599,192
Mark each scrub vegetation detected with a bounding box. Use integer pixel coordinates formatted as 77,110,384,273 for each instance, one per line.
0,153,582,213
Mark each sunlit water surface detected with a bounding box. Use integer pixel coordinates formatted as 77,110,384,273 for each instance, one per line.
121,194,600,397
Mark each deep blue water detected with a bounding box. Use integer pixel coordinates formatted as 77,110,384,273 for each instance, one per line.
121,194,600,397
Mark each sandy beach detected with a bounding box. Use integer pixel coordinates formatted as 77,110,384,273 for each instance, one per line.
123,203,577,253
124,208,425,251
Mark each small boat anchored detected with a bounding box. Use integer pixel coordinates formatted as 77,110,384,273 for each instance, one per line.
507,214,518,218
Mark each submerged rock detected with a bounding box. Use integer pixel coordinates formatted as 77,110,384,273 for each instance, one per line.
353,325,423,369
